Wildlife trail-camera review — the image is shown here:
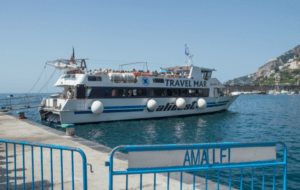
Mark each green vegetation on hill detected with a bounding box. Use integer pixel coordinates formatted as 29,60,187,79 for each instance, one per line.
254,68,300,85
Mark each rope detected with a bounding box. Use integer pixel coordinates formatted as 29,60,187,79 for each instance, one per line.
11,65,47,108
45,66,49,94
25,68,57,105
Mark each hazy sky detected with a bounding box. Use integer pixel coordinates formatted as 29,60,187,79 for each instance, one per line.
1,0,300,93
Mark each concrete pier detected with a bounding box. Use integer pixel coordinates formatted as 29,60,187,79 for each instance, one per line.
0,112,235,190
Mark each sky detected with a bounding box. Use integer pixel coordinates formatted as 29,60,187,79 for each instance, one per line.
1,0,300,93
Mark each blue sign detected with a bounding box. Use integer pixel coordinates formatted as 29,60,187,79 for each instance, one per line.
142,77,149,86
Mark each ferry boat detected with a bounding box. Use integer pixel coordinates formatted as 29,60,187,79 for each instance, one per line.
39,47,239,124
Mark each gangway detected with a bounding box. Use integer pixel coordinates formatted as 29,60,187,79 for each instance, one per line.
0,95,42,112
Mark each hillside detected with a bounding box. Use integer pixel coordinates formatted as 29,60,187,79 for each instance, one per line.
223,45,300,85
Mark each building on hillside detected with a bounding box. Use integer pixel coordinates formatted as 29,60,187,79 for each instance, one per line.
289,60,300,70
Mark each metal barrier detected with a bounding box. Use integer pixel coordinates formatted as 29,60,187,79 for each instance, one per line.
107,141,287,190
0,139,89,190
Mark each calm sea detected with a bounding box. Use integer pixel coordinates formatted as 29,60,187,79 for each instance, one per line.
1,93,300,189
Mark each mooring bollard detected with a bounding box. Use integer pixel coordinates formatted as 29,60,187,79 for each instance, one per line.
17,111,26,119
61,124,75,136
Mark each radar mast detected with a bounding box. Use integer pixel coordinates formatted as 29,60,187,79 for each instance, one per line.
184,44,194,66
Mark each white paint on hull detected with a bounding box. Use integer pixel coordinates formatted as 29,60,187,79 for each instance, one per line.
57,96,238,124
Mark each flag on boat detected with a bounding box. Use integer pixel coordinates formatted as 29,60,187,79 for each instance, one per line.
185,49,189,56
70,47,75,64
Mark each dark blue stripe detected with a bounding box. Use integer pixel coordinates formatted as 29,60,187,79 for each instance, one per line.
207,103,227,107
74,111,93,114
207,100,230,105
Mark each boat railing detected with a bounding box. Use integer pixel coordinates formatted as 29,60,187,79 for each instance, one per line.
0,95,43,111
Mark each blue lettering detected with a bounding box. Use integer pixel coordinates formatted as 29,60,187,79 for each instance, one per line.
228,148,231,163
201,149,208,165
220,148,227,164
191,150,201,165
183,150,190,166
213,148,219,164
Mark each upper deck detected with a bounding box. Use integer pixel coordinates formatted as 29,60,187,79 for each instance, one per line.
54,66,224,89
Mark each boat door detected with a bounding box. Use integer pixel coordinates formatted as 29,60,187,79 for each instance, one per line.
214,88,220,102
76,84,86,110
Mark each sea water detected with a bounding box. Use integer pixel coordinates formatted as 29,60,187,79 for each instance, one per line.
1,93,300,189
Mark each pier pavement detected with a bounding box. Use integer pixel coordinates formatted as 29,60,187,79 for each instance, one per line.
0,112,234,190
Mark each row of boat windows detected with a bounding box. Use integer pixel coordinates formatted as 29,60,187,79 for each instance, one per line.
87,76,166,83
88,76,102,81
87,87,210,98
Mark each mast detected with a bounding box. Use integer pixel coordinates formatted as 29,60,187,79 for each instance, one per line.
184,44,194,66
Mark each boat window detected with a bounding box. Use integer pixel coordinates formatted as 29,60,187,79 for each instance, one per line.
118,89,126,97
87,87,92,97
128,89,133,97
133,89,137,96
189,89,198,96
167,89,178,97
198,88,210,97
153,78,164,83
88,76,102,81
179,89,188,96
71,75,76,78
88,87,209,99
155,89,166,96
127,89,139,96
148,89,154,96
112,89,118,97
104,89,110,97
63,75,71,79
137,89,147,96
202,71,212,78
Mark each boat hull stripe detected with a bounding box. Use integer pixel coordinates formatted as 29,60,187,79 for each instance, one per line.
74,101,229,114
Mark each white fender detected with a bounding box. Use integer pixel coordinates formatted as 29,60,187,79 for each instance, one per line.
176,98,186,109
197,98,207,109
147,99,158,111
91,101,104,115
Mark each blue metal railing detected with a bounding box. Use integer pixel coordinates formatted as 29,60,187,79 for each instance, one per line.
107,141,287,190
0,139,88,190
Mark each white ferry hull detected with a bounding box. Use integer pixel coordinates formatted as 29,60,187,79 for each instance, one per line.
39,95,238,124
